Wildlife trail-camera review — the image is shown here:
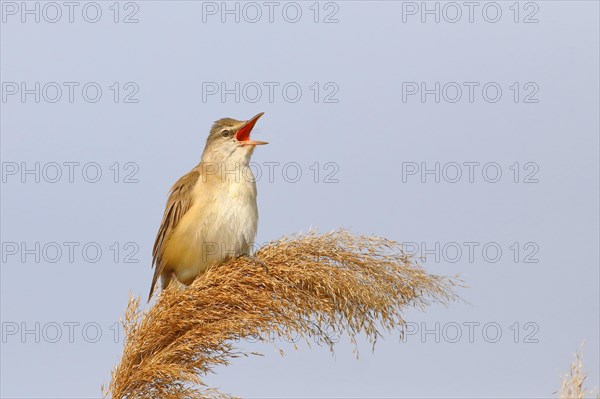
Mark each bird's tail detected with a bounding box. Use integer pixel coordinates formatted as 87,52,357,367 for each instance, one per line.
147,268,170,302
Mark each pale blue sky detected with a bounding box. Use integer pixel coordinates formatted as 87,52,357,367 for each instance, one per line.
1,1,599,397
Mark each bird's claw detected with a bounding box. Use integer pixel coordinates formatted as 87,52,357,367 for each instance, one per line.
244,254,269,273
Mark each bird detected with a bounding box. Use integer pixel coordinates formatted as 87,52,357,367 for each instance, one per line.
148,112,268,301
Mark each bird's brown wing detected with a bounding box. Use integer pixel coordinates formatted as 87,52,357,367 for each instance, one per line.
148,169,200,300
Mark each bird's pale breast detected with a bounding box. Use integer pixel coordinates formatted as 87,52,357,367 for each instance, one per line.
162,165,258,285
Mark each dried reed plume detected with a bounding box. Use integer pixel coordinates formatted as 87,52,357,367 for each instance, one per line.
106,229,460,398
558,345,599,399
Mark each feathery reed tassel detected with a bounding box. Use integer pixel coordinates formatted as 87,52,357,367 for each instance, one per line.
558,345,600,399
106,229,460,398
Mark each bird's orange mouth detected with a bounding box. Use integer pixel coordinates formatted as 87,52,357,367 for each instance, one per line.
237,112,268,146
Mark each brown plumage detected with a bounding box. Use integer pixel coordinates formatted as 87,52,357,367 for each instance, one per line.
148,113,268,301
149,170,200,300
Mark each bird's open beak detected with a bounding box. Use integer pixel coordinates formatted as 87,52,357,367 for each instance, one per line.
237,112,268,146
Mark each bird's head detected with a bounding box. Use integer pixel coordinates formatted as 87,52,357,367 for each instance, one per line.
201,112,268,164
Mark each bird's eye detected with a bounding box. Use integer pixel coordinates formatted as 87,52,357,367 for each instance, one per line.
221,130,232,138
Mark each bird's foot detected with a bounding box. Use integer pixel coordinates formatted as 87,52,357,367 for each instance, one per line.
243,254,269,273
